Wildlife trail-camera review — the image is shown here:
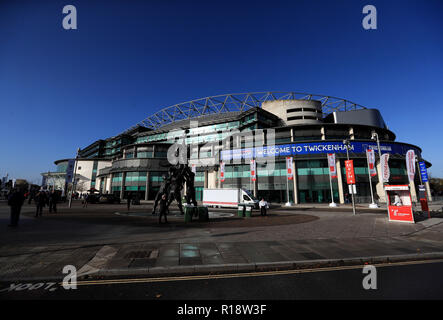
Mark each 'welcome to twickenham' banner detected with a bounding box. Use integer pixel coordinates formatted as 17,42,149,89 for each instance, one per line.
220,141,420,161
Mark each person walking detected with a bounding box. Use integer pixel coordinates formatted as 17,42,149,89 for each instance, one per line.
35,190,47,217
259,198,269,216
158,194,168,224
83,193,89,208
127,192,133,211
48,190,58,213
8,188,25,227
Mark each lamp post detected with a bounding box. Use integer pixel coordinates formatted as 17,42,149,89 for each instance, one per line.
366,151,378,209
68,148,80,208
343,139,356,215
371,132,389,213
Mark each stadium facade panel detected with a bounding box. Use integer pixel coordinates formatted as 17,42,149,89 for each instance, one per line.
44,92,431,204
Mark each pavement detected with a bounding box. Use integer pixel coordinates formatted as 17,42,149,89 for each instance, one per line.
1,200,443,282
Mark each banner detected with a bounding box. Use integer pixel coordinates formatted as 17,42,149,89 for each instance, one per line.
191,164,196,174
418,161,428,183
220,162,225,182
406,150,416,182
327,153,337,178
250,159,256,181
286,157,294,180
220,141,421,161
366,149,377,177
345,160,356,184
65,159,75,184
381,153,390,183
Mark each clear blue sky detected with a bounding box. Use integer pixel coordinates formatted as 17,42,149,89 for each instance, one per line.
1,0,442,183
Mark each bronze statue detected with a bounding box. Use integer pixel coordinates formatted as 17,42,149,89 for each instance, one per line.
151,145,197,215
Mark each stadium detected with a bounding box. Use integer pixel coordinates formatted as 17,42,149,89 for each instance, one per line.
44,91,432,204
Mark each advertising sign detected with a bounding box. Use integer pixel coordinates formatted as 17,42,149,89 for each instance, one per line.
327,153,337,178
345,160,356,184
220,162,225,182
381,153,390,183
286,157,294,180
366,149,377,177
418,161,428,183
220,141,421,161
65,159,75,184
406,149,416,182
385,185,415,223
250,159,256,181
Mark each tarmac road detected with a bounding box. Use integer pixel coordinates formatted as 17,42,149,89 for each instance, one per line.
1,259,443,300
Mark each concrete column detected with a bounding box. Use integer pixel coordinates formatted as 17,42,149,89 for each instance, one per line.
105,175,112,193
336,159,345,204
120,172,125,200
204,170,209,188
109,174,114,194
208,170,218,189
349,127,355,140
96,177,101,192
409,179,418,203
145,171,150,201
425,181,433,202
292,158,299,204
216,169,221,188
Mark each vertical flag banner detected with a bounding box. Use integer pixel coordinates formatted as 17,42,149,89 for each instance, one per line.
345,160,356,184
418,161,428,183
250,159,256,181
406,150,416,182
381,153,390,183
327,153,337,178
191,164,196,174
220,162,225,182
65,159,75,184
366,149,377,177
286,157,294,180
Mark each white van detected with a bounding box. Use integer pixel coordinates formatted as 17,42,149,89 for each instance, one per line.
202,188,258,208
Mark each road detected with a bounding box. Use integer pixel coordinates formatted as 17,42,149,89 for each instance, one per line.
2,259,442,300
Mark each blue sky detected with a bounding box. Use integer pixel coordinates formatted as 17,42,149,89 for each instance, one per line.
0,0,442,183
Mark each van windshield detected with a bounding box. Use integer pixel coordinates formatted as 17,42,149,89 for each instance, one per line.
242,189,257,201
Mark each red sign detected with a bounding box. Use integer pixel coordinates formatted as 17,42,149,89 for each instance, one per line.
385,185,415,223
345,160,356,184
250,159,256,181
388,205,414,223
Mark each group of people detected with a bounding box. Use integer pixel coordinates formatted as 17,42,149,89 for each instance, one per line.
33,190,60,216
7,189,60,227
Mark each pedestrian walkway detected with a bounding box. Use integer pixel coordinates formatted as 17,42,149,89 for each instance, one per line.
1,201,443,282
1,223,442,281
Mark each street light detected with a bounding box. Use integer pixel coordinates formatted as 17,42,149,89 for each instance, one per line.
68,148,80,208
343,139,356,215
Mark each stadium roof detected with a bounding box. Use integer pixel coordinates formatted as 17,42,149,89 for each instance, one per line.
122,91,369,134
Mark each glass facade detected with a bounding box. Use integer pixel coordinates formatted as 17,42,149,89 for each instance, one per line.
79,106,419,205
297,159,339,203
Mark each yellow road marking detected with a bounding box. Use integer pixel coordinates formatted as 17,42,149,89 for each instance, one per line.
70,258,443,287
